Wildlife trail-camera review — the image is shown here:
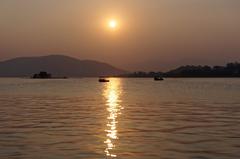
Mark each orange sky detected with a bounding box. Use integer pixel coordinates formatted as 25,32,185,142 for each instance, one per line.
0,0,239,71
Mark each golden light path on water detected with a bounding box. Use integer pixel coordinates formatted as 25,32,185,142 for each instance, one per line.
103,78,123,158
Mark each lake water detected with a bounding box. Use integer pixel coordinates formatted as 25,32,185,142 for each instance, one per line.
0,78,239,159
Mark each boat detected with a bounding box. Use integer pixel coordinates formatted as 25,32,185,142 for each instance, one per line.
154,76,164,81
99,78,110,82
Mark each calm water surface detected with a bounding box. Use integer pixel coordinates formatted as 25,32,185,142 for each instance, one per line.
0,78,240,159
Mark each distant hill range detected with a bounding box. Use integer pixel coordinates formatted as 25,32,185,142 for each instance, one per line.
0,55,126,77
165,63,240,77
123,62,240,78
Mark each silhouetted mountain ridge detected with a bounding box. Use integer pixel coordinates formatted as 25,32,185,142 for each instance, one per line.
166,63,240,77
122,62,240,77
0,55,126,77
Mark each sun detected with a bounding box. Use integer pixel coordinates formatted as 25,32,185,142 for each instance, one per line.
108,19,118,30
102,17,121,32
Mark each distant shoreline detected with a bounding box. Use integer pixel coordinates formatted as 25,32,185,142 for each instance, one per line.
0,76,239,79
119,62,240,78
0,56,239,78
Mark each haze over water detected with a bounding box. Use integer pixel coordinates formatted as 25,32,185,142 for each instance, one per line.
0,78,240,159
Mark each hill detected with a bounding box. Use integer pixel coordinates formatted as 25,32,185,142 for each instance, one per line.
165,63,240,77
0,55,126,77
121,62,240,78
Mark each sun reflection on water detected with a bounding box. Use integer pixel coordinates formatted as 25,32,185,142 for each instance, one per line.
103,78,123,158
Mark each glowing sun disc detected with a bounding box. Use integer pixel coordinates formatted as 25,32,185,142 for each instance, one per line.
108,20,117,29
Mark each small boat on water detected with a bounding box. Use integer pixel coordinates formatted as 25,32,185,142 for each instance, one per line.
99,78,110,82
154,76,164,81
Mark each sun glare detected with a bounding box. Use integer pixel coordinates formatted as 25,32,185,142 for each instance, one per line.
102,17,122,33
108,19,118,30
109,20,117,28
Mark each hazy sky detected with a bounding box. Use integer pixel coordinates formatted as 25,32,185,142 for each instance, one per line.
0,0,240,71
